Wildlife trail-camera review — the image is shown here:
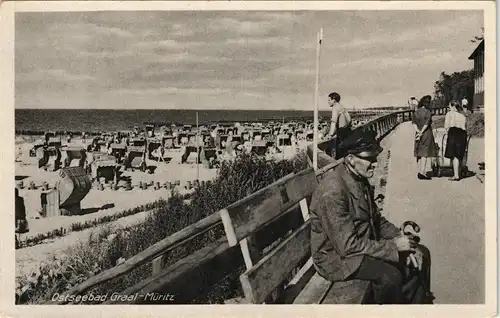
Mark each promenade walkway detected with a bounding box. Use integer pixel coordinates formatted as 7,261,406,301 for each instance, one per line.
383,122,485,304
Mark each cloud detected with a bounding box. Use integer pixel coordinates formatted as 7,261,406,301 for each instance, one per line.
225,36,292,48
14,10,483,110
109,87,232,96
47,22,134,40
210,17,276,36
340,12,481,50
17,69,95,83
274,66,315,77
329,48,451,71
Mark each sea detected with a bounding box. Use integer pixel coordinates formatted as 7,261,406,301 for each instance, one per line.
15,109,334,133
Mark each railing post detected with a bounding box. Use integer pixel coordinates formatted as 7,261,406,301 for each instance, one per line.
152,255,164,275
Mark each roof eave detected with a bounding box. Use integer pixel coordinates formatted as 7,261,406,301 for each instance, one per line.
468,39,485,60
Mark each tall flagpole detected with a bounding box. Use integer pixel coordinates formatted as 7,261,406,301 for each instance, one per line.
313,28,323,172
282,115,285,161
196,112,200,181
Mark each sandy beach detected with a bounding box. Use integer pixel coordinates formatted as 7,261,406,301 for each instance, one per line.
15,135,302,279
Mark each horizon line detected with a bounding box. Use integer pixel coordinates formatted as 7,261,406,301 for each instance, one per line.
15,106,403,111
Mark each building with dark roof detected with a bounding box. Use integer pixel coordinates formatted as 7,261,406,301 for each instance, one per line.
468,39,484,109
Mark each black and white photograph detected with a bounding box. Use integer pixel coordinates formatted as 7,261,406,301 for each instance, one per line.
1,1,497,317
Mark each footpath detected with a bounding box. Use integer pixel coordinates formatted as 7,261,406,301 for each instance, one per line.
382,122,485,304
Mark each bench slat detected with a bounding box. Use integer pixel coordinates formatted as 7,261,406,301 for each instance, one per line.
220,168,317,246
239,221,311,304
105,236,235,304
254,204,304,255
322,280,372,304
240,204,305,270
48,212,222,304
294,274,371,305
293,272,332,304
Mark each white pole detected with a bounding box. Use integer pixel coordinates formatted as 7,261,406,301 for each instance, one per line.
282,115,285,161
196,112,200,181
313,28,323,172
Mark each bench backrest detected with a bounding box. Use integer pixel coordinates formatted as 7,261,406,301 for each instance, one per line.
94,163,339,305
220,167,319,303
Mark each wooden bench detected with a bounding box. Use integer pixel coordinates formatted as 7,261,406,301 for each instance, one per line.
220,162,372,304
65,162,370,305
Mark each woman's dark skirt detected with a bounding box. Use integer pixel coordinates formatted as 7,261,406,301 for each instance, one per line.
414,128,437,159
444,127,467,160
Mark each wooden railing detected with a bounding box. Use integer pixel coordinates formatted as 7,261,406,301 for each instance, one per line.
307,107,448,169
47,107,447,305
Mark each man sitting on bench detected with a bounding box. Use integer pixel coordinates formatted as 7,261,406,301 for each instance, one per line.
309,129,431,304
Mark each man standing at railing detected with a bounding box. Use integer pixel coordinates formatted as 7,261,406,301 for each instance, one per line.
309,129,432,304
326,92,352,159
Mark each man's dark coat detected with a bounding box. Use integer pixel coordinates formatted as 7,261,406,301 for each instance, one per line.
309,162,401,282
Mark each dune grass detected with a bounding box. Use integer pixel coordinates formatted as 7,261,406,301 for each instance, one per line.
16,152,308,304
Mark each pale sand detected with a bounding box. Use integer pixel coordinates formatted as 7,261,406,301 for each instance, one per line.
15,137,303,279
16,140,217,238
16,210,150,279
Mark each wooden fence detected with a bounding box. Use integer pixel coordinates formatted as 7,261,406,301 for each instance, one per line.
308,108,448,166
47,107,447,305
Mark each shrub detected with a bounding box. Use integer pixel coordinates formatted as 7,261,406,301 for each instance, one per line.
467,113,484,137
432,112,484,138
17,200,170,249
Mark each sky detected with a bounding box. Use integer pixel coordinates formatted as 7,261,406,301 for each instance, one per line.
15,10,483,110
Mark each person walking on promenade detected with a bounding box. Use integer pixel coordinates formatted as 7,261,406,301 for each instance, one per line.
408,96,418,111
309,129,432,304
327,92,352,159
444,101,468,181
412,95,437,180
461,96,471,113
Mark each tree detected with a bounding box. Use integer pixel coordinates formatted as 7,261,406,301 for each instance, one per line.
471,28,484,43
433,70,474,107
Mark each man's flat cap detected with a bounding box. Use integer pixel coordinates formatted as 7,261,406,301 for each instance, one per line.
338,129,383,158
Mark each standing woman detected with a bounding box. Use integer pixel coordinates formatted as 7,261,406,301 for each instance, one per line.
412,95,438,180
444,101,468,181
